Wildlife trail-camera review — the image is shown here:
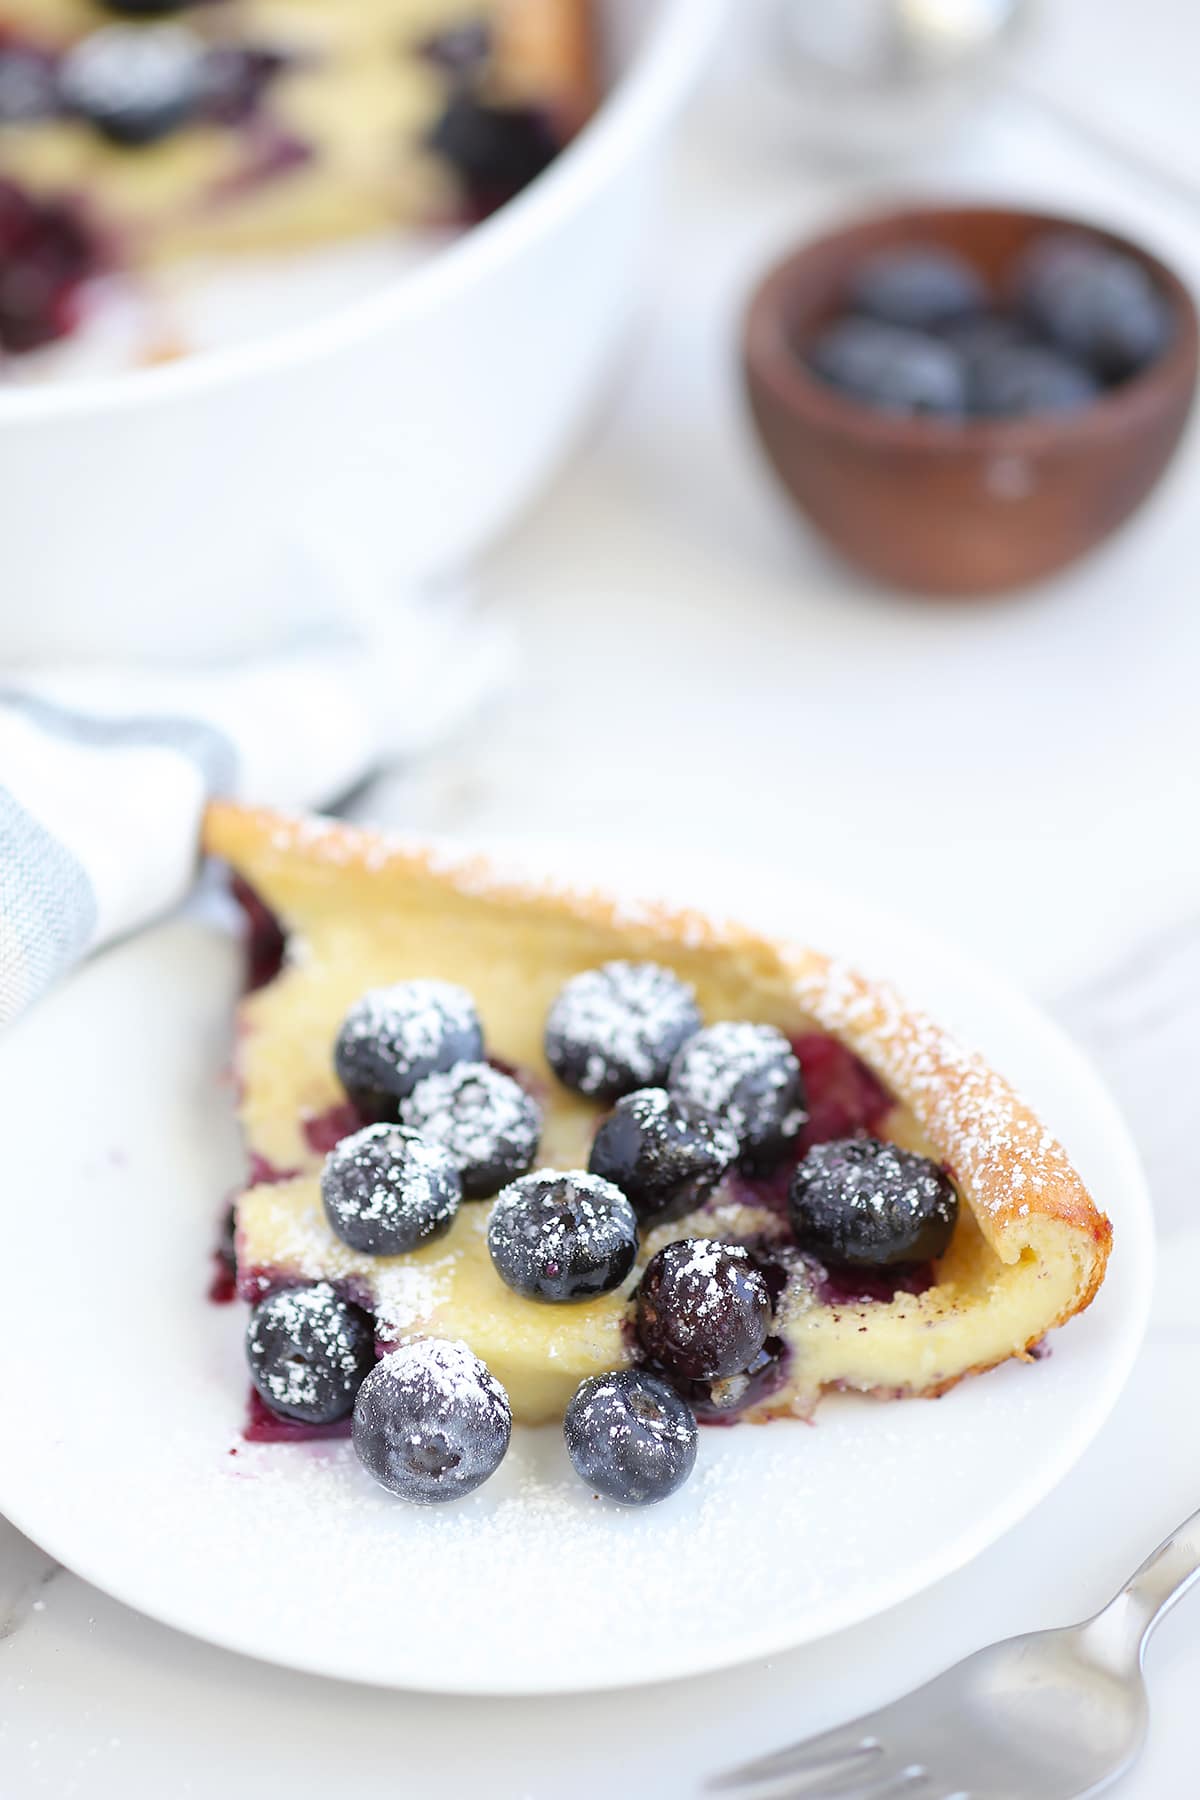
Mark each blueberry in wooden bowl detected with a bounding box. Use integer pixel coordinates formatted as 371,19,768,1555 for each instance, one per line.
742,204,1198,596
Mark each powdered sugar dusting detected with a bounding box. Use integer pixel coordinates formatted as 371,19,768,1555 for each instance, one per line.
572,1375,694,1448
486,1169,638,1299
237,1179,453,1326
671,1238,739,1333
669,1021,807,1155
544,961,701,1099
400,1062,540,1191
368,1337,509,1426
251,810,749,948
353,1338,512,1502
791,957,1098,1253
247,1282,368,1416
320,1122,460,1252
337,980,480,1082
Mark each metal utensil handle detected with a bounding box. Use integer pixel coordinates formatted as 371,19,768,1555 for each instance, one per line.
1088,1507,1200,1667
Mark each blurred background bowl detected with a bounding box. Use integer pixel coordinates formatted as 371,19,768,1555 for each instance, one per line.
0,0,723,665
742,203,1199,596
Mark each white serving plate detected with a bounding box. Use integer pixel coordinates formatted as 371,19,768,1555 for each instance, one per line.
0,850,1151,1693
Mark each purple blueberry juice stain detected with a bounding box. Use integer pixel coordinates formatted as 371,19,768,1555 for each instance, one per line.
672,1338,794,1428
790,1033,893,1147
230,875,285,992
208,1257,237,1304
243,1387,352,1444
0,177,107,353
730,1033,894,1218
302,1101,365,1156
817,1261,935,1307
247,1150,297,1186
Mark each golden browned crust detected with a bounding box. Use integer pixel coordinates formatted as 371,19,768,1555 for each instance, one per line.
784,958,1112,1278
203,801,1112,1393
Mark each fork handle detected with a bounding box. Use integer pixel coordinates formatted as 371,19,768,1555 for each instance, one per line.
1087,1505,1200,1667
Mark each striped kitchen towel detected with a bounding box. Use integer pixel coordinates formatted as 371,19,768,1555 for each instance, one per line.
0,616,505,1029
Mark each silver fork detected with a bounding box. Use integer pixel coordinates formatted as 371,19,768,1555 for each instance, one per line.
710,1506,1200,1800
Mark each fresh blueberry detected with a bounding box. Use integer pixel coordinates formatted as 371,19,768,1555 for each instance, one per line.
334,979,483,1120
544,961,701,1102
246,1283,375,1425
0,46,60,123
1016,235,1171,380
427,92,561,216
668,1022,806,1174
636,1238,771,1382
321,1123,461,1255
60,25,206,147
807,318,967,417
588,1088,737,1225
848,245,988,332
487,1170,639,1302
941,310,1033,363
564,1370,698,1505
789,1135,959,1269
352,1338,511,1503
400,1061,541,1200
968,342,1100,417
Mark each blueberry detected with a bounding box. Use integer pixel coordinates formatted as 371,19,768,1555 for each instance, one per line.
564,1370,698,1505
588,1088,737,1225
544,962,701,1102
321,1123,461,1255
668,1022,806,1174
807,318,967,417
246,1283,375,1425
848,245,988,332
352,1338,511,1503
487,1170,639,1302
789,1136,959,1269
400,1061,540,1200
941,310,1034,362
1016,235,1171,380
427,92,561,215
636,1238,771,1382
60,25,206,147
334,979,483,1120
968,341,1099,417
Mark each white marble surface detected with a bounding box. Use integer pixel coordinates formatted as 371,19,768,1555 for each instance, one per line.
5,7,1200,1794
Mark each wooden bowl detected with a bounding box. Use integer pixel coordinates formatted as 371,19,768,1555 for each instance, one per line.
742,204,1199,596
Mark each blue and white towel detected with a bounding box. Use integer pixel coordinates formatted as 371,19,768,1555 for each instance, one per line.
0,614,505,1029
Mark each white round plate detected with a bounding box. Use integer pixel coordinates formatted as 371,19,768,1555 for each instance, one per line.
0,853,1151,1694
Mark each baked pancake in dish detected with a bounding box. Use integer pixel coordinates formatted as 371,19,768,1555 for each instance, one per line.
0,0,596,354
204,801,1111,1475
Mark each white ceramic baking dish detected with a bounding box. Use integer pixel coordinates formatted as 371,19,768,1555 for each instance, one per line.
0,0,724,663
